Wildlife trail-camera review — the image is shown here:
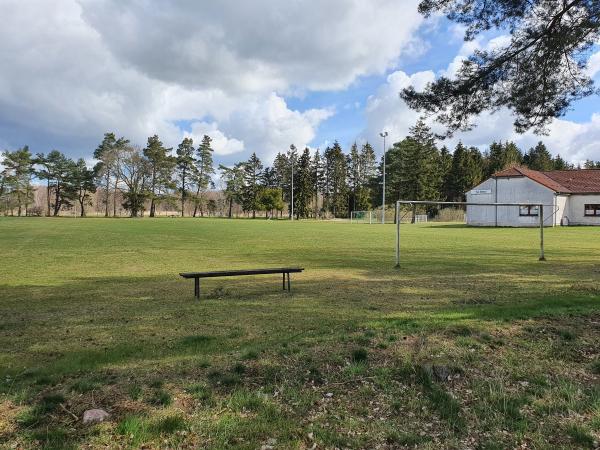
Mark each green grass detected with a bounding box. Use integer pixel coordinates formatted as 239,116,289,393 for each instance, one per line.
1,217,599,448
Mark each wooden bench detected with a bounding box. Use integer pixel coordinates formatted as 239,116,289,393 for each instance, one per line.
179,267,304,299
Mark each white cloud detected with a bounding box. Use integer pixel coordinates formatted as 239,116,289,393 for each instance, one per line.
364,68,600,164
440,34,510,79
0,0,422,164
220,93,334,161
184,122,245,156
364,70,435,145
586,50,600,78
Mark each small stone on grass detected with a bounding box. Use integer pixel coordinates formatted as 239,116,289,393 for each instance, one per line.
82,408,109,424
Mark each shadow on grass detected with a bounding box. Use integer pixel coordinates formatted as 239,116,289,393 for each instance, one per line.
373,293,599,331
1,272,597,378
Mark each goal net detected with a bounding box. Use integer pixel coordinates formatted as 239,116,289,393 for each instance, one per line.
350,210,381,224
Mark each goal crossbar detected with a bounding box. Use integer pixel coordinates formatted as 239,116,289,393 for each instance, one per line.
394,200,550,267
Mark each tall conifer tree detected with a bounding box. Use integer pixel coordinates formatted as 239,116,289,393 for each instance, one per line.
176,137,195,216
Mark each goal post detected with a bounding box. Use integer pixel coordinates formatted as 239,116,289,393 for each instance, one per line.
351,210,372,224
350,210,383,224
394,200,550,268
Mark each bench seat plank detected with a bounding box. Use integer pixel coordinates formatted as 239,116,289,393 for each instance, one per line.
180,268,303,278
179,267,304,299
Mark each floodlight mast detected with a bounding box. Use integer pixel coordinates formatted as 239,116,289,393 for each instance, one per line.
379,131,388,224
291,156,294,221
394,200,548,268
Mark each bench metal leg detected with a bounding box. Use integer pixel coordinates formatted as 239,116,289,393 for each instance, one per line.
194,278,200,299
287,272,291,292
282,273,286,290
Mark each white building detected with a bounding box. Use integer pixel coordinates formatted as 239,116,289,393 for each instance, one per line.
466,166,600,227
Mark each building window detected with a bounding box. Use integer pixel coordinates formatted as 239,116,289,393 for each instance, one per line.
519,205,539,216
584,204,600,216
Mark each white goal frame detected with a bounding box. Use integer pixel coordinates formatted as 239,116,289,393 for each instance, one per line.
394,200,550,268
350,210,377,224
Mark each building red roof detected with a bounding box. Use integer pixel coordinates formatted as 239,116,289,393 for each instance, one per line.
492,166,600,194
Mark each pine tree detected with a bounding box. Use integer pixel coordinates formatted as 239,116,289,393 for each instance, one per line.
36,150,70,216
273,152,290,218
192,135,215,217
487,141,523,175
43,151,75,216
323,142,348,218
118,145,151,217
447,142,484,201
286,145,298,218
241,152,263,218
219,163,245,218
357,143,376,211
438,146,453,200
0,164,9,213
294,148,314,219
386,121,441,206
552,154,570,170
312,149,324,217
348,142,377,212
504,142,523,167
359,143,377,186
348,143,361,212
66,159,96,217
1,147,35,216
524,141,554,171
176,137,195,216
93,133,129,217
261,167,278,188
143,135,175,217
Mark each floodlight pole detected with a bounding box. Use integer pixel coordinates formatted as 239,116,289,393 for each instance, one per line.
291,156,294,221
539,204,545,261
395,203,400,267
380,131,388,224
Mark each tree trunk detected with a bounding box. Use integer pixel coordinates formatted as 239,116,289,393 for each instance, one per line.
192,185,201,217
149,168,156,217
104,172,110,217
228,198,233,218
181,172,186,217
17,190,22,216
113,177,119,217
79,197,85,217
46,180,51,216
53,183,61,216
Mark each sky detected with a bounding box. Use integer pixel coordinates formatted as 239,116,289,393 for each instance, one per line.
1,0,599,167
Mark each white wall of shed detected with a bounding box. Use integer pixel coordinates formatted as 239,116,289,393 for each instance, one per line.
466,177,555,227
565,194,600,225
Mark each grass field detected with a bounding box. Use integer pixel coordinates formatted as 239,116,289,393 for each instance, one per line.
0,217,599,449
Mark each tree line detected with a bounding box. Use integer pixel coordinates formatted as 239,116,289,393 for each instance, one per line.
1,121,599,218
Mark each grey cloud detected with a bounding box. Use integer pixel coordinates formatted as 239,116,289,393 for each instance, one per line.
78,0,423,92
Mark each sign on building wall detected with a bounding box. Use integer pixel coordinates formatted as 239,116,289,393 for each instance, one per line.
471,189,492,195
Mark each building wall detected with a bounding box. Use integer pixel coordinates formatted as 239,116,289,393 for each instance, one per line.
555,195,568,226
466,177,556,227
565,194,600,225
